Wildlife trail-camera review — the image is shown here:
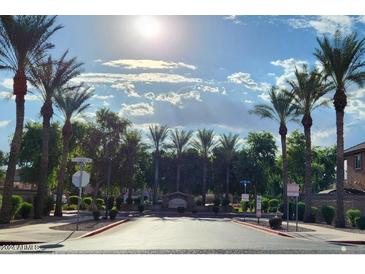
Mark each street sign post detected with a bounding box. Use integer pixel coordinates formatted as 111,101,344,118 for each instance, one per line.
287,183,300,232
241,193,249,202
256,195,262,223
72,157,92,231
240,179,252,194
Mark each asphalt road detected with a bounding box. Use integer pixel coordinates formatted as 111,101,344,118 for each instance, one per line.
40,217,365,254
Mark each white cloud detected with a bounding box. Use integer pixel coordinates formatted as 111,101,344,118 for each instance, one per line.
227,72,270,91
93,59,103,63
102,59,196,70
120,102,154,117
111,82,140,97
312,128,336,146
0,91,39,101
258,92,270,101
92,94,115,100
347,88,365,119
223,15,244,25
73,111,96,123
0,120,10,127
270,58,308,88
146,90,202,107
243,99,254,104
1,78,13,89
288,16,354,35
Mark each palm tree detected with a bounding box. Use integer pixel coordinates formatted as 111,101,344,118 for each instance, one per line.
169,128,193,192
0,16,62,224
29,51,83,218
287,65,332,222
53,86,92,216
192,129,216,205
315,31,365,227
148,125,169,204
250,87,297,218
219,133,240,200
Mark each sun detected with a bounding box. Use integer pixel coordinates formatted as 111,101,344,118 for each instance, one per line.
135,16,162,39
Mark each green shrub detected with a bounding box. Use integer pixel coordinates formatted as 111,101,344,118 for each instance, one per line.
177,207,185,213
356,216,365,230
221,198,230,207
0,193,2,209
321,205,335,225
248,200,255,211
93,210,100,221
83,197,92,206
138,204,144,213
262,197,269,213
213,198,221,207
18,202,33,219
11,195,23,218
298,202,305,221
116,196,123,210
213,206,219,214
68,195,80,205
269,216,282,229
109,207,118,220
268,199,279,213
307,206,318,223
43,196,54,216
96,198,104,209
346,209,361,227
105,196,114,210
63,204,77,210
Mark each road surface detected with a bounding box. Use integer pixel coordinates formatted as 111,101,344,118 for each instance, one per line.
39,216,365,254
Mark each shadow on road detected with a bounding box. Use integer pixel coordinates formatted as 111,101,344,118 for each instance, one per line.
39,230,76,249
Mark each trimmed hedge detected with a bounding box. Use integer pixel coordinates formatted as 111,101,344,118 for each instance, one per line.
321,205,335,225
18,202,33,219
83,197,92,206
63,204,77,210
109,207,118,220
11,195,23,219
356,216,365,230
96,198,105,209
268,199,279,212
269,216,282,229
297,202,305,221
262,197,269,213
346,209,361,227
68,195,80,205
116,196,123,210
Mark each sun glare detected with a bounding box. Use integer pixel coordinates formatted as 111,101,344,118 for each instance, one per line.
135,16,162,39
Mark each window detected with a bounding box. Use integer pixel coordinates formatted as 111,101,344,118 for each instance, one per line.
355,154,362,170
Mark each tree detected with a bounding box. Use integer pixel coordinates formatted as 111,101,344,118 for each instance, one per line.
53,86,92,216
250,87,297,218
169,128,193,192
29,51,83,218
0,16,62,223
148,125,169,204
219,133,240,199
287,65,332,222
287,130,306,187
315,31,365,227
192,129,216,205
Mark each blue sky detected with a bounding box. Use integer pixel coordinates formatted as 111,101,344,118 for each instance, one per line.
1,15,365,152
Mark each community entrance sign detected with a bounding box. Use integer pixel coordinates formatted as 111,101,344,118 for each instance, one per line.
286,183,300,232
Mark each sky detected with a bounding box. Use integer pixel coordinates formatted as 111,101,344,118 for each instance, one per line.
1,15,365,152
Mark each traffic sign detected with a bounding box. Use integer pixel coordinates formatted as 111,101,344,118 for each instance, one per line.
241,194,249,201
72,171,90,188
72,157,92,163
287,183,300,197
240,179,252,185
256,195,262,218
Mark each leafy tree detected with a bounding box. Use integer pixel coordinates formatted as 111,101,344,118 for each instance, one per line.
315,31,365,227
0,15,62,224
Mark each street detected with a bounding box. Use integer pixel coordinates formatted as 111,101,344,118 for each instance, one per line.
39,216,365,254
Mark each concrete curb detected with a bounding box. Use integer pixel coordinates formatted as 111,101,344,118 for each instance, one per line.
78,219,129,238
232,219,294,238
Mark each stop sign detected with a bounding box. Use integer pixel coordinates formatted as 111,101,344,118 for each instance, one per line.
72,171,90,188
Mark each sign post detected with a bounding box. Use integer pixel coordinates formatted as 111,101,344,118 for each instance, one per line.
287,183,300,232
241,193,249,221
72,157,92,231
256,195,262,224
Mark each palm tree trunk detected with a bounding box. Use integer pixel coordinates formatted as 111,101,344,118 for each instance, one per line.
54,121,72,217
153,152,159,204
176,162,181,192
334,88,346,228
279,124,288,220
34,100,53,219
303,115,313,222
0,70,27,224
202,159,207,206
225,165,230,199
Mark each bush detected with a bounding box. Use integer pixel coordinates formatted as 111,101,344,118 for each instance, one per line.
83,197,92,206
18,202,33,219
105,196,114,210
138,204,144,213
116,196,123,210
196,200,203,206
307,206,318,223
262,197,269,213
248,200,255,211
346,209,361,227
68,195,80,205
11,195,23,218
213,206,219,214
321,205,336,225
93,210,100,221
221,198,230,207
63,204,78,210
109,207,118,220
298,202,305,221
213,198,221,207
268,199,279,212
0,194,2,209
96,198,104,209
269,216,282,229
356,216,365,230
177,207,185,213
43,196,54,216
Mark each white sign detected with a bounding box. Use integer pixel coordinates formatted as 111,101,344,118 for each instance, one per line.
72,171,90,188
241,194,249,202
256,195,262,218
287,183,300,197
72,157,92,163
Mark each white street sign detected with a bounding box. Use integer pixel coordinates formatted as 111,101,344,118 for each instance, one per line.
287,183,300,197
72,171,90,188
72,157,92,163
256,195,262,217
241,194,249,201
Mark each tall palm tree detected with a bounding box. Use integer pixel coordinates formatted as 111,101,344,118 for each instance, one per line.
315,31,365,227
192,129,216,205
148,125,169,204
0,16,62,224
29,51,83,218
287,65,332,222
219,133,240,200
169,128,193,192
250,87,297,218
53,86,92,216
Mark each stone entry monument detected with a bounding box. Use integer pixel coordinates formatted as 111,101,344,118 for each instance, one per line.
162,192,194,210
